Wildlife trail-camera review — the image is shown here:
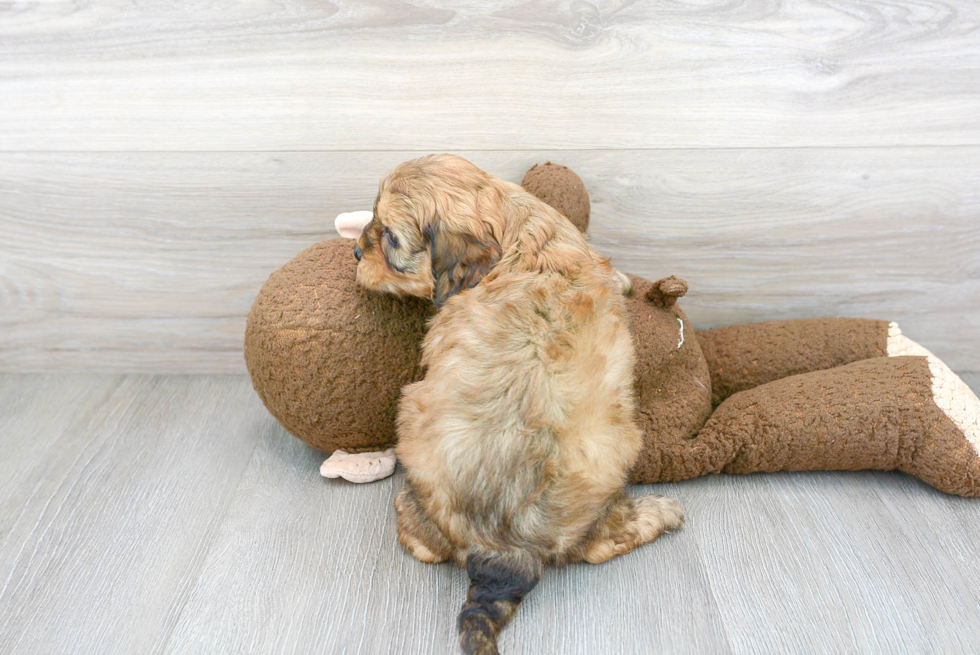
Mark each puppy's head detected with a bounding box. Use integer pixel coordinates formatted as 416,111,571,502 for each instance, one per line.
355,154,503,308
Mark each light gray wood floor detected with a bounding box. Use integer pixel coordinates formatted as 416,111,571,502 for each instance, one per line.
3,373,980,655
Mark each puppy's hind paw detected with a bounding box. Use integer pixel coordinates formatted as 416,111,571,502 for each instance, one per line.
635,494,685,534
582,494,684,564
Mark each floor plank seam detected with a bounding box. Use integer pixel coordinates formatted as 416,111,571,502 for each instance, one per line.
151,416,264,655
0,376,128,602
680,514,737,655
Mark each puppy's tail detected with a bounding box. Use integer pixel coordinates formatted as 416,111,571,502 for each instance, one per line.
457,550,541,655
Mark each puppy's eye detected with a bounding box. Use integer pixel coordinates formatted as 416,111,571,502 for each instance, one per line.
381,227,400,249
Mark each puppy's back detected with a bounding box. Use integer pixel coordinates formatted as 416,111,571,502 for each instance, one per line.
397,267,641,557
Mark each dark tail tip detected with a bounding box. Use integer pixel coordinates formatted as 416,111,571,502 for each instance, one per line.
457,551,541,655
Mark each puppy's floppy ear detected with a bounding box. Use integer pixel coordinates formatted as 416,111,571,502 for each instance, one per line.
425,223,502,308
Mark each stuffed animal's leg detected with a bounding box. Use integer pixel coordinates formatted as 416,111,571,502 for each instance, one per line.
696,318,891,406
566,492,684,565
688,349,980,497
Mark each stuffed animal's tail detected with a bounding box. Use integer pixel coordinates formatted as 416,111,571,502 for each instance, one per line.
457,550,542,655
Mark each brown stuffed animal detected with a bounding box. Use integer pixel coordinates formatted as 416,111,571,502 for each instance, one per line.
244,164,980,496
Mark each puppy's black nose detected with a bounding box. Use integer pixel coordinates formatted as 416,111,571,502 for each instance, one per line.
354,246,363,261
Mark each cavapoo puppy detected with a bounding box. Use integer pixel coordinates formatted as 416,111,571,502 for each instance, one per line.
355,154,683,655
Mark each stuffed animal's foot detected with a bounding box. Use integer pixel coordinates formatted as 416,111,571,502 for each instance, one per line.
320,448,396,483
887,322,980,460
579,494,684,565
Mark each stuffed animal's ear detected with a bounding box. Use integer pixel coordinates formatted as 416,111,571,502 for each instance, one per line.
647,276,688,309
425,224,501,309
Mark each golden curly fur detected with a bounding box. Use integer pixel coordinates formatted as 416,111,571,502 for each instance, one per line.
355,154,683,655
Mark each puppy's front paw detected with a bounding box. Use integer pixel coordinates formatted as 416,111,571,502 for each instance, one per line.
320,448,396,483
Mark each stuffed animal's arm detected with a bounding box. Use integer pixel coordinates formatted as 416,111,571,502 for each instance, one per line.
696,318,890,406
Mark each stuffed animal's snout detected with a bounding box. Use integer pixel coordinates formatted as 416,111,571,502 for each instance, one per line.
335,210,374,240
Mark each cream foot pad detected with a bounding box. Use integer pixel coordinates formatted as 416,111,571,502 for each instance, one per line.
887,322,980,495
320,448,397,483
887,323,980,457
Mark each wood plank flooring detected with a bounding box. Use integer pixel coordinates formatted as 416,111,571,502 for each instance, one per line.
2,373,980,655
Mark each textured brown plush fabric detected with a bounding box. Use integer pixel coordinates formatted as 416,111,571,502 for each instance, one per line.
645,276,688,310
697,318,890,406
520,163,590,233
245,245,714,460
678,356,980,496
245,238,431,453
625,275,712,485
246,242,980,496
626,275,711,482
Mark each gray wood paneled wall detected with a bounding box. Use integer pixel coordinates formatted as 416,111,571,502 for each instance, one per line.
2,1,978,373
